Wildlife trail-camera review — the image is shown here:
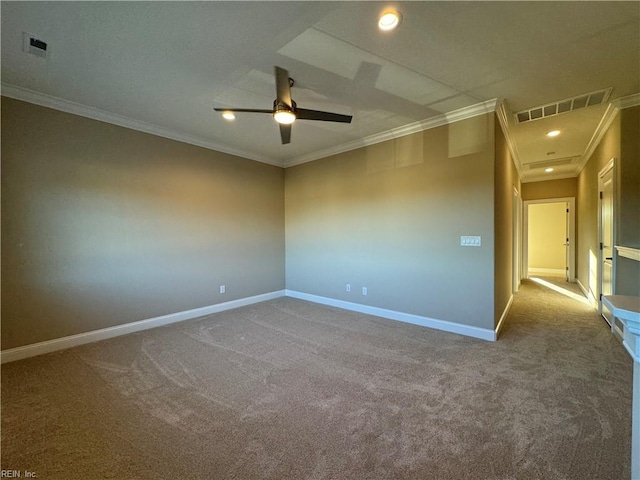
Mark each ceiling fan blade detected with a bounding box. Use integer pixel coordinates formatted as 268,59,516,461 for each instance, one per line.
296,108,353,123
214,108,273,114
279,123,291,144
275,66,292,108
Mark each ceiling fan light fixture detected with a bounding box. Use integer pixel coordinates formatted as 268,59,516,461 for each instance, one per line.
216,67,350,144
222,111,236,121
274,109,296,125
378,9,401,31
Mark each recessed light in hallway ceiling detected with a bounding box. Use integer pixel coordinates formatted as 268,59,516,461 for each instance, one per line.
378,9,401,31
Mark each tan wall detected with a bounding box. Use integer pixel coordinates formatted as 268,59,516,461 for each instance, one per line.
494,116,521,326
617,106,640,295
577,105,640,298
528,203,567,272
521,178,577,201
285,113,497,330
619,107,640,247
577,112,621,300
1,97,285,349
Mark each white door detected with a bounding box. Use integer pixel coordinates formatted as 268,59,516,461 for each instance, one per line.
599,164,615,324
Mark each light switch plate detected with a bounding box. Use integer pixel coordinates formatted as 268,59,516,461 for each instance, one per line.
461,236,481,247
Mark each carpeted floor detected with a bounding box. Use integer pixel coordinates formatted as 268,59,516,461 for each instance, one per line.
1,279,632,479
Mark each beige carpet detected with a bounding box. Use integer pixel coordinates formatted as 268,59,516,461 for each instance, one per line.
1,279,632,479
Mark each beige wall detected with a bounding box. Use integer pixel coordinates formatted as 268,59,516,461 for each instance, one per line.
577,113,620,300
528,203,567,272
494,116,521,326
619,107,640,247
521,178,577,201
577,106,640,299
617,106,640,295
11,96,593,347
285,113,497,330
1,97,285,349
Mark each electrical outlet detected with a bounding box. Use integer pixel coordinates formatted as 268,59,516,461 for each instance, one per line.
219,285,226,294
362,286,368,296
346,284,351,292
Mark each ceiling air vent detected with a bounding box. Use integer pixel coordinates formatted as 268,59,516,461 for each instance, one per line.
515,88,611,124
525,157,578,170
22,32,48,59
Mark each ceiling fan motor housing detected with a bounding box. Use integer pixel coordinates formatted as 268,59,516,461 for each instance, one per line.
273,99,296,114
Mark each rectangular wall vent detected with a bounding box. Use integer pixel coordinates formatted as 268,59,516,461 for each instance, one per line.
515,88,611,124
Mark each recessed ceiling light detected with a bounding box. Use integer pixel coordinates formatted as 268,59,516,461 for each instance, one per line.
546,130,561,137
378,9,401,31
545,167,554,173
222,111,236,121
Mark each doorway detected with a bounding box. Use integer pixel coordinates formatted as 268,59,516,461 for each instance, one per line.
513,187,522,292
523,197,575,282
598,159,615,325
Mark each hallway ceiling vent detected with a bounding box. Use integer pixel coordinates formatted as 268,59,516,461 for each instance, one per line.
525,156,578,170
515,88,612,124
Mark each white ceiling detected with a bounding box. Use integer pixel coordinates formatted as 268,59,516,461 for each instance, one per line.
2,1,639,182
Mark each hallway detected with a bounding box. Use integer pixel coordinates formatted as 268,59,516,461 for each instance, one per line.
499,277,633,477
528,276,592,306
503,277,618,341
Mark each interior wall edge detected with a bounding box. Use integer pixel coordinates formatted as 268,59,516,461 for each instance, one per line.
495,294,514,340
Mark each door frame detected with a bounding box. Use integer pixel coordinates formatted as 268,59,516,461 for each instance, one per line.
597,157,616,316
522,197,576,281
513,187,522,292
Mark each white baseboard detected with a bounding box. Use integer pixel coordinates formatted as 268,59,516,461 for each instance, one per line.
285,290,497,341
495,295,514,339
1,290,286,364
2,288,503,363
528,268,566,276
576,279,598,309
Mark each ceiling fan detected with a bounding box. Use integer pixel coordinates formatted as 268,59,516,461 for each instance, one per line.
214,66,353,144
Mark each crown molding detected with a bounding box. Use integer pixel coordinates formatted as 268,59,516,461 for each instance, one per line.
495,100,524,179
614,92,640,110
284,98,499,168
1,83,282,167
3,83,500,170
578,92,640,172
578,102,620,172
